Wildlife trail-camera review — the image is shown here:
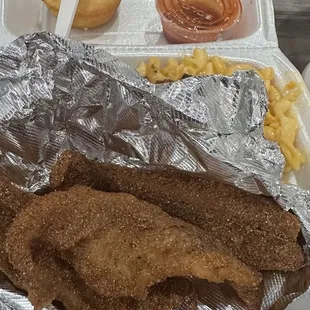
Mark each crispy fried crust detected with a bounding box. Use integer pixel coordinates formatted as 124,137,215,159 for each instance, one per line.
0,178,35,289
28,241,198,310
0,178,195,310
50,150,304,272
7,185,261,309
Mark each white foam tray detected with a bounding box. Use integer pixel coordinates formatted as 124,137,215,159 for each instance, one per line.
0,1,310,308
2,0,278,49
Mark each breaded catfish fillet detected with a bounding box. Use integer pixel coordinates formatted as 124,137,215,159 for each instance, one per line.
0,178,35,289
0,182,197,310
50,151,304,272
0,181,196,310
21,241,198,310
7,186,261,309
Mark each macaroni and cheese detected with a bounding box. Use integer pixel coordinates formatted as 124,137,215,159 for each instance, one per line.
137,49,305,172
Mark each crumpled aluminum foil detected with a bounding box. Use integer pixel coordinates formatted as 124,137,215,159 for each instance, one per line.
0,32,310,310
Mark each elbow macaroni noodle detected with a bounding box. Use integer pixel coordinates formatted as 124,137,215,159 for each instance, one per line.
137,49,305,172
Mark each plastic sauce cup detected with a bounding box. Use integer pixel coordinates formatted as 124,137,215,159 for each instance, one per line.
156,0,242,44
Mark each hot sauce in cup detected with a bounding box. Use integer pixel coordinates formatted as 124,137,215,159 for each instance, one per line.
156,0,242,44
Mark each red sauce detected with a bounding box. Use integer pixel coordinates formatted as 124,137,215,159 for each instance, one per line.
156,0,242,44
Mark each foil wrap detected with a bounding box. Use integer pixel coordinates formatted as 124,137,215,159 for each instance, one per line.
0,32,310,310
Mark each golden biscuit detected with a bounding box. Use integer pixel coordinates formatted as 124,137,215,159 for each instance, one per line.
43,0,121,29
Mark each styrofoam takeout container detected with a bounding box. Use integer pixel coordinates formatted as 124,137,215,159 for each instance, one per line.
3,0,277,48
303,62,310,91
3,0,308,187
0,0,310,308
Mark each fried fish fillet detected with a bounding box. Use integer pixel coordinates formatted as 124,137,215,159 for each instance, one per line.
26,241,198,310
7,185,261,309
0,178,35,289
0,180,196,310
50,150,304,272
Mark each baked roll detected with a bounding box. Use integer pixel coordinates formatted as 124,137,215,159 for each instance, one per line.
43,0,121,29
